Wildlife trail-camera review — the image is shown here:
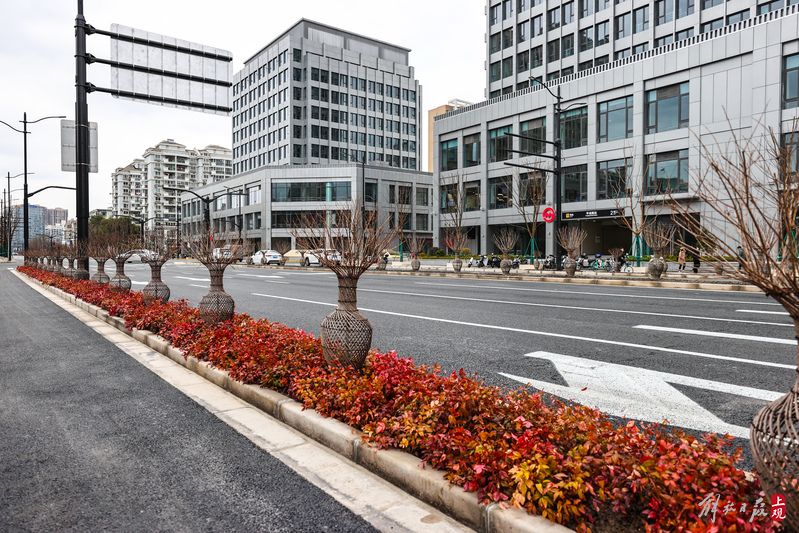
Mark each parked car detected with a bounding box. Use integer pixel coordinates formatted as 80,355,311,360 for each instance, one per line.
212,247,243,262
250,249,282,265
304,249,341,266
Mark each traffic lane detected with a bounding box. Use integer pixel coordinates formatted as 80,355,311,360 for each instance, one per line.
0,269,377,533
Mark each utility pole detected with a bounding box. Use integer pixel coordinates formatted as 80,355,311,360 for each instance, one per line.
75,0,91,271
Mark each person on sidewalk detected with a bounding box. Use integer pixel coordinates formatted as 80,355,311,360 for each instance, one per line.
692,248,701,274
677,247,686,271
737,245,745,271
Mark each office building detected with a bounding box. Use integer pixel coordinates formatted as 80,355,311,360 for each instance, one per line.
433,2,799,256
11,204,45,251
427,99,472,172
231,19,423,175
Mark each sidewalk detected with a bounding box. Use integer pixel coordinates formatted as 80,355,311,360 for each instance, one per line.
0,267,473,533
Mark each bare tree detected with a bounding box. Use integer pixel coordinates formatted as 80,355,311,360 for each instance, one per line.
492,227,519,274
642,221,676,279
87,234,112,284
557,227,587,277
609,154,651,266
406,233,429,271
668,123,799,527
608,246,625,273
504,164,549,263
141,228,179,303
274,239,291,266
291,200,401,369
1,207,21,259
181,228,244,323
440,172,468,272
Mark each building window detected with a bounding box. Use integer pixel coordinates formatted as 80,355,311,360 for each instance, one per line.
562,34,575,58
489,177,512,209
597,158,630,199
757,0,787,14
440,139,458,171
271,182,352,202
562,1,575,24
560,107,588,149
503,0,514,19
489,126,513,162
785,53,799,109
518,21,530,42
579,28,594,52
463,133,481,167
676,28,694,40
614,48,631,60
532,46,543,68
532,15,543,36
655,35,674,47
520,172,547,206
464,182,481,211
490,33,501,54
634,6,650,33
579,0,594,18
503,28,514,49
615,12,631,39
416,187,429,207
547,71,561,81
562,164,588,202
646,150,689,195
700,19,722,33
547,39,560,63
502,57,514,78
415,213,429,231
520,117,546,154
548,7,561,30
490,61,501,82
518,50,530,72
490,3,500,24
701,0,723,8
676,0,694,18
646,82,689,133
633,42,649,54
656,0,674,25
727,10,750,24
579,59,594,71
518,0,529,12
595,21,610,47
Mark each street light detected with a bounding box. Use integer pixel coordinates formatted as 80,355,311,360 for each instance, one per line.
5,173,28,260
0,112,67,257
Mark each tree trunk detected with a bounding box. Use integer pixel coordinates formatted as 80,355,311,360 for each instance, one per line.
320,275,372,369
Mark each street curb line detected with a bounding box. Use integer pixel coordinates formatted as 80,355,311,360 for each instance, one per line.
14,271,573,533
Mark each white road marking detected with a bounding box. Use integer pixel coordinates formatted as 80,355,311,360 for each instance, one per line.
358,288,791,328
190,284,207,288
633,325,796,345
415,281,778,306
236,273,285,279
131,281,147,285
174,276,211,282
251,293,795,370
737,309,789,315
500,351,783,439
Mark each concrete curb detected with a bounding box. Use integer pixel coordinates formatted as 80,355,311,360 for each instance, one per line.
15,270,573,533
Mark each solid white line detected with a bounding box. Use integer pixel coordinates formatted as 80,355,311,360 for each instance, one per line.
190,284,207,288
174,276,210,282
131,281,147,285
633,325,796,345
414,281,778,306
358,288,791,328
252,293,795,370
737,309,789,315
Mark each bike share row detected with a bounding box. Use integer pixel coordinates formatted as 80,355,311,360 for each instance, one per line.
467,252,633,272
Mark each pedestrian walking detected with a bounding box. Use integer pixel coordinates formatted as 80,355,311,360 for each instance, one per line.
737,245,745,271
692,248,701,274
677,247,686,271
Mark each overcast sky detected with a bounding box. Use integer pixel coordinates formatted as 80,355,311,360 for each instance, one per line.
0,1,486,219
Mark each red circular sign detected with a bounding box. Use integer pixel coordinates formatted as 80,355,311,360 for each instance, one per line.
542,207,556,223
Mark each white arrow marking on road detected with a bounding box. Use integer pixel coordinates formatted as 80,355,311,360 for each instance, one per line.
500,351,783,439
633,325,796,345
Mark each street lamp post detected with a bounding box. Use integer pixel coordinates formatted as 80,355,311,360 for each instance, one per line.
5,173,27,260
0,113,66,258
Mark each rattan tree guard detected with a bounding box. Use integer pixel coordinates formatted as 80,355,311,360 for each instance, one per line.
182,229,242,324
407,234,429,272
291,200,402,369
63,245,77,278
141,230,179,304
556,226,587,277
668,123,799,529
492,227,519,275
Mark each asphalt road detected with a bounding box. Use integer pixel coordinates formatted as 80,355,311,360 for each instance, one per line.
99,261,798,468
0,267,379,533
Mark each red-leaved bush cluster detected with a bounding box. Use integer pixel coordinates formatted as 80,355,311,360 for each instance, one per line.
20,266,776,533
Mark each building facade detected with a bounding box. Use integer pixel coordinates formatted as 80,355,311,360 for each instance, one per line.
436,4,799,257
486,0,771,99
111,139,232,235
181,163,434,252
44,207,69,226
232,19,423,175
428,100,473,172
11,204,45,251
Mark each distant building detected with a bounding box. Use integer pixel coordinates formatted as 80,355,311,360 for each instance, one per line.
427,99,471,172
111,139,232,237
44,207,68,226
232,19,423,174
89,208,113,219
11,204,45,251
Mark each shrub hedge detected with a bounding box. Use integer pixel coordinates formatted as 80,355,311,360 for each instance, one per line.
19,266,775,533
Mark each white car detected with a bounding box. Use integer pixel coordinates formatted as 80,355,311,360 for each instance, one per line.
304,249,341,266
250,250,282,265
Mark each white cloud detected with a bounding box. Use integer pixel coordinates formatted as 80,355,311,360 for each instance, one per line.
0,1,486,218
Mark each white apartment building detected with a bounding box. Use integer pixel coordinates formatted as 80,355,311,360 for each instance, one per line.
112,139,232,235
232,19,423,175
434,2,799,257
